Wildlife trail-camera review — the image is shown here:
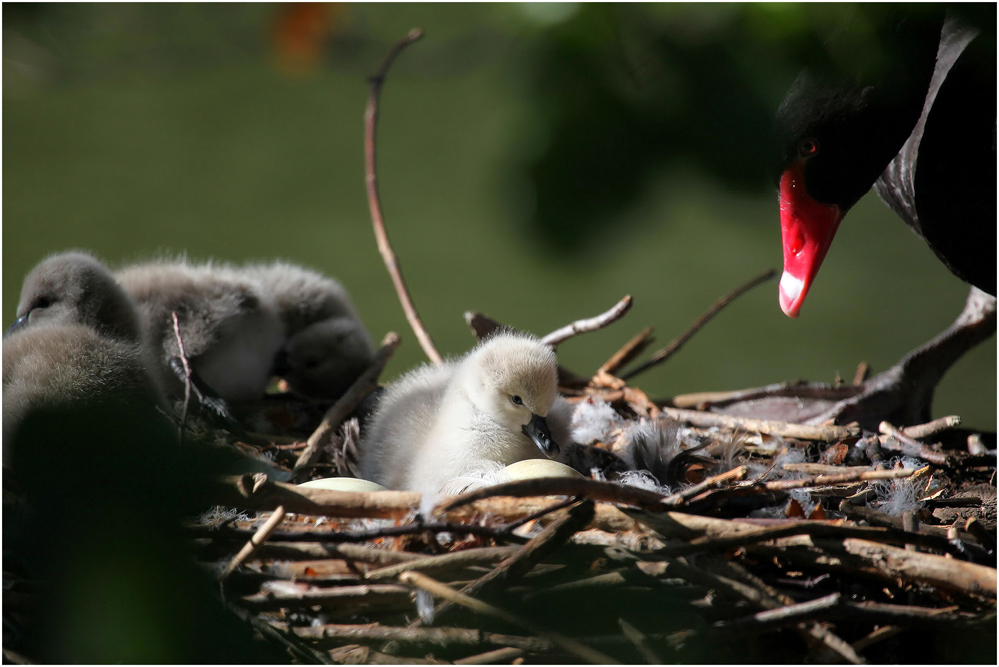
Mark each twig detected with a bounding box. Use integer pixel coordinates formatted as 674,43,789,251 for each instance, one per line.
454,647,525,664
436,478,668,515
429,501,595,623
281,622,553,653
499,496,580,533
365,547,518,581
171,311,192,443
878,421,952,466
292,332,401,481
901,415,961,440
618,618,660,664
746,536,997,598
219,505,287,580
762,465,923,491
219,521,528,546
229,602,333,664
656,406,859,441
540,295,632,348
851,625,903,654
669,381,859,410
852,361,870,386
838,501,980,547
399,571,619,664
662,465,747,505
667,593,843,646
598,326,655,377
241,583,414,611
364,28,440,365
252,542,426,565
620,267,776,381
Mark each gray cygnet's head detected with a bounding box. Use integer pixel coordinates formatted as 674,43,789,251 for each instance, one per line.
277,318,375,399
465,333,560,458
10,252,141,342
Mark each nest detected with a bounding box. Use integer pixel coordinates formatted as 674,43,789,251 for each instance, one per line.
188,292,997,664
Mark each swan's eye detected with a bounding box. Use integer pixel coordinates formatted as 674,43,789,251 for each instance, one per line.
798,138,819,157
511,395,523,406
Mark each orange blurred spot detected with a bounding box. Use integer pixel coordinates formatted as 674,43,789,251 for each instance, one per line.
272,3,340,76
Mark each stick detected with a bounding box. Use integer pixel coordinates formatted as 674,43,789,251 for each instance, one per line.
669,381,859,410
229,603,333,664
216,472,421,519
431,501,595,622
221,520,528,545
364,29,440,365
667,593,843,646
436,478,668,514
399,571,619,664
365,547,518,581
292,332,401,481
540,295,632,348
901,415,961,440
171,311,192,443
597,326,655,377
253,542,426,565
219,505,287,579
241,583,414,611
878,421,952,466
852,361,870,386
454,647,524,664
656,406,859,440
282,623,553,653
618,617,661,664
620,267,776,381
662,466,748,505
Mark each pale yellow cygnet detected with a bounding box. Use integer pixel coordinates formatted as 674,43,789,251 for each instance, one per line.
359,333,561,493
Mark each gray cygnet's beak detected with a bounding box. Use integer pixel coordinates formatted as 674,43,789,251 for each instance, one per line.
5,314,29,338
522,413,559,458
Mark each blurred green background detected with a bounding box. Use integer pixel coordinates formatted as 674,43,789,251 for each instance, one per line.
4,3,995,430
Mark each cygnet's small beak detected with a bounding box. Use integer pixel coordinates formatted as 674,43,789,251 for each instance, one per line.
4,314,29,338
522,413,558,458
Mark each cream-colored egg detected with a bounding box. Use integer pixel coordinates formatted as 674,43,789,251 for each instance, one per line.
297,477,388,492
501,459,584,481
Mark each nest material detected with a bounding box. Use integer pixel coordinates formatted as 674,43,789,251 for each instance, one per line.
192,339,996,665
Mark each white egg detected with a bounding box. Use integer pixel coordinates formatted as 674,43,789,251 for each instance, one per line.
297,477,388,492
501,459,584,481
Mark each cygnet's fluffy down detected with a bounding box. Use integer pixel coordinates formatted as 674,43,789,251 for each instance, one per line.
359,333,560,493
116,258,373,402
116,258,285,403
239,262,374,399
4,252,168,462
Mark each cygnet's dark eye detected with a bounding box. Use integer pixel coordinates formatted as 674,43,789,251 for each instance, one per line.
798,138,819,158
32,296,52,311
511,395,523,406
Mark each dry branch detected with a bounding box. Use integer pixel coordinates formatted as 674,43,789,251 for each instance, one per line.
454,647,525,664
219,505,287,579
657,406,859,440
292,332,401,480
399,571,618,664
241,583,413,611
540,295,632,348
364,29,441,365
282,623,553,653
598,326,655,377
620,267,776,381
901,415,962,440
437,478,668,514
215,473,421,519
432,501,595,622
364,547,518,581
